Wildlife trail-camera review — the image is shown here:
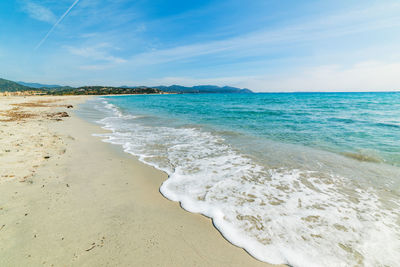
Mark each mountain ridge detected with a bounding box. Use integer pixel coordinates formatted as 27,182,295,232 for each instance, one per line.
17,81,66,89
0,78,33,92
1,78,254,94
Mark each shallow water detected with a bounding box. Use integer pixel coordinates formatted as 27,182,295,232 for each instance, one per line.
77,93,400,267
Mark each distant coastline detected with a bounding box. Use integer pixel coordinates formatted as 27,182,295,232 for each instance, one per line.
0,78,253,96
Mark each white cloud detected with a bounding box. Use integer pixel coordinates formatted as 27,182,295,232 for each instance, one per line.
138,61,400,92
21,1,56,23
252,61,400,92
65,43,127,65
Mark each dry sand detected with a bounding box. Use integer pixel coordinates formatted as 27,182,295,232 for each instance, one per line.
0,96,280,266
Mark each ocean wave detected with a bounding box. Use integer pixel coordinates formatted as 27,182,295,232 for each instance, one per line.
374,122,400,129
91,98,400,267
342,151,383,163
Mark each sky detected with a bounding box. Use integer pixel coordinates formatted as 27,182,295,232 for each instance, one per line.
0,0,400,91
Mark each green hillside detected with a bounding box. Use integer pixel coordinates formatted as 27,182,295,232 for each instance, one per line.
0,78,33,92
47,86,163,95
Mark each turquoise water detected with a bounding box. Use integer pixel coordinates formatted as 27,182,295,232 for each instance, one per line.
78,93,400,267
105,93,400,166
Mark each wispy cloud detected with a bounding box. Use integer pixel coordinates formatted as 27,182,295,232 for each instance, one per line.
78,64,115,71
255,61,400,92
136,61,400,92
35,0,80,50
66,43,127,65
126,2,400,66
21,1,56,23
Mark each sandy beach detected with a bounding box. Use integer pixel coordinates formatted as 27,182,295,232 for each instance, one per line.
0,96,278,266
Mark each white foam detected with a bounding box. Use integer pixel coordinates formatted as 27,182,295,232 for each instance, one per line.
91,98,400,267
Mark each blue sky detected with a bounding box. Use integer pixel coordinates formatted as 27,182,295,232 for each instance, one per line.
1,0,400,91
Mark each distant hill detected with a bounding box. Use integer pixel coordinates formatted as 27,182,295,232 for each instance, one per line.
17,81,63,89
0,78,34,92
17,81,74,92
154,85,253,94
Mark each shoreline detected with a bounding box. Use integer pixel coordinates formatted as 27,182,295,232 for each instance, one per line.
0,96,279,266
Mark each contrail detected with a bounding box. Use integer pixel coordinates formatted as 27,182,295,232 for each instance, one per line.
35,0,80,50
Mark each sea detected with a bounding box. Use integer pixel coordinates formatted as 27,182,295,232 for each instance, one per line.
77,92,400,267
